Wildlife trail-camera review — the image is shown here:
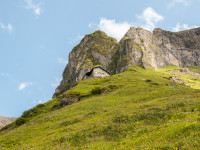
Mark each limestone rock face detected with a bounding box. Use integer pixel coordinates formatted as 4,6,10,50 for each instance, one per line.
0,116,17,129
53,31,118,98
115,27,200,72
153,27,200,67
116,27,178,72
53,27,200,97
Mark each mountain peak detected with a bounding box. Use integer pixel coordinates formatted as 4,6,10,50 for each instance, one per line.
87,30,108,38
53,30,119,98
53,26,200,97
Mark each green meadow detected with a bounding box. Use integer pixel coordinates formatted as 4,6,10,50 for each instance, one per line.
0,66,200,149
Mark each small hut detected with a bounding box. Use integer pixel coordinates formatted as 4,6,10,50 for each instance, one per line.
82,67,110,79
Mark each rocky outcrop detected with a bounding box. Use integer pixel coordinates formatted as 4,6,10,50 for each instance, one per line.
153,28,200,67
53,31,118,98
115,27,200,72
60,94,80,106
169,68,200,78
119,27,176,70
0,116,17,129
53,27,200,98
52,94,80,110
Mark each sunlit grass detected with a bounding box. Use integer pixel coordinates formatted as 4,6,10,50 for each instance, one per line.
0,66,200,149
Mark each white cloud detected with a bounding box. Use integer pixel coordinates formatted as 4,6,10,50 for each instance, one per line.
7,24,13,32
0,73,11,77
168,0,189,8
18,82,33,91
38,100,44,104
0,22,13,33
89,7,163,41
88,23,96,28
51,78,61,87
24,0,42,16
172,23,199,32
137,7,164,31
34,8,41,15
93,18,132,41
57,57,68,65
32,98,45,105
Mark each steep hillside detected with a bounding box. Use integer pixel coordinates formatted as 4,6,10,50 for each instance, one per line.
0,66,200,149
0,116,17,129
1,27,200,149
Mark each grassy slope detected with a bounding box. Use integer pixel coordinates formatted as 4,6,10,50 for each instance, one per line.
158,65,200,89
189,66,200,74
0,66,200,149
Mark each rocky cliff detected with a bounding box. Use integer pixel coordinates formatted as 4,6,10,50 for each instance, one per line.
53,31,118,98
53,27,200,97
0,116,17,129
116,27,200,72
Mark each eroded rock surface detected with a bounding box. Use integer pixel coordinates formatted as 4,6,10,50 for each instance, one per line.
53,31,118,98
153,28,200,67
0,116,17,129
116,27,200,72
60,94,80,106
53,27,200,97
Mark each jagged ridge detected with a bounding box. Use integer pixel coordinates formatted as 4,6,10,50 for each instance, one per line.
54,27,200,97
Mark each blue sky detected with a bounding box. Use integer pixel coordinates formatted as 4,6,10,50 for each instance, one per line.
0,0,200,117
